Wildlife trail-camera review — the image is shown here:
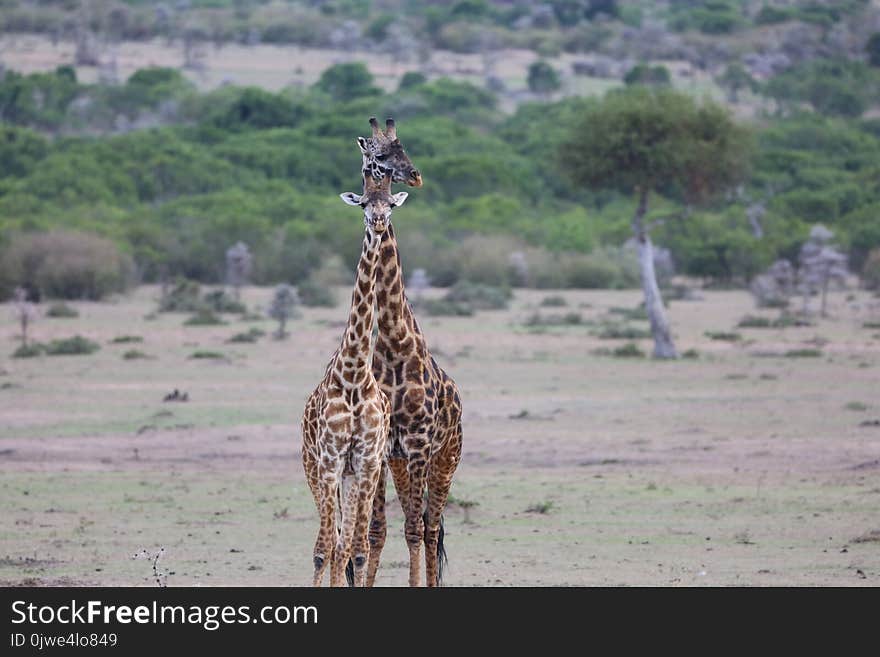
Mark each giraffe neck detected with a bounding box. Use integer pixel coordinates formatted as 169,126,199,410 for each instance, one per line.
374,224,426,362
334,227,381,386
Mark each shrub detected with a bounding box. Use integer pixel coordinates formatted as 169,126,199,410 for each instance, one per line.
203,289,247,314
598,324,651,339
524,312,583,326
46,302,78,318
44,336,100,355
297,279,337,308
609,306,648,321
0,231,134,301
540,295,567,307
227,328,266,343
737,315,772,328
123,350,149,360
527,61,561,96
612,342,645,358
110,335,143,344
784,348,822,358
421,298,474,317
705,331,742,342
863,249,880,290
268,284,300,338
13,343,44,358
158,279,202,312
681,349,700,360
183,309,225,326
445,281,512,310
190,350,226,359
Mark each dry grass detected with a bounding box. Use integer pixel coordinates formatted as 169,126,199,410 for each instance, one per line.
1,285,879,586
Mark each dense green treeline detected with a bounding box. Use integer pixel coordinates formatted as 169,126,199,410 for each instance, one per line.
1,64,879,298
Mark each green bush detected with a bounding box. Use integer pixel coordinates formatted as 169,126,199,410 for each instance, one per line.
737,315,773,328
863,249,880,290
227,328,266,343
190,350,226,359
297,279,337,308
540,295,567,307
420,298,475,317
705,331,742,342
598,324,651,339
0,231,134,301
13,343,44,358
524,312,583,326
785,348,822,358
122,349,149,360
183,309,225,326
445,281,512,310
44,336,100,355
612,342,645,358
203,290,247,314
110,335,143,344
46,302,78,318
158,279,202,313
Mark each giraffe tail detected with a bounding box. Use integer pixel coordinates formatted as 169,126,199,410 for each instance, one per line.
424,509,448,585
345,558,355,587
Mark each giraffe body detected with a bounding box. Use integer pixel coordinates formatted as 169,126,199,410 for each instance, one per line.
354,119,464,587
301,182,405,586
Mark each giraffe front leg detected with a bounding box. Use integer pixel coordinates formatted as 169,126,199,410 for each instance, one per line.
425,426,462,587
403,434,431,587
312,469,339,587
351,454,382,587
365,462,387,587
387,455,413,584
330,473,358,587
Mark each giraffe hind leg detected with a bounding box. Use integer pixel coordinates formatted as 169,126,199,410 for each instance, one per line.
425,425,462,587
365,462,388,587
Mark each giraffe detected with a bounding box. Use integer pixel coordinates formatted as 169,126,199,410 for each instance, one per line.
355,118,464,588
300,171,409,587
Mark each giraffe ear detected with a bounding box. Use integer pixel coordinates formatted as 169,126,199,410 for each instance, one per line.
390,191,409,207
340,192,363,206
356,137,369,154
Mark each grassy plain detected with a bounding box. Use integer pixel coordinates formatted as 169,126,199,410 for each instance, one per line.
1,285,879,586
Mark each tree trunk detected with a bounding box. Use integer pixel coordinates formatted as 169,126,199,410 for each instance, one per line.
632,189,677,359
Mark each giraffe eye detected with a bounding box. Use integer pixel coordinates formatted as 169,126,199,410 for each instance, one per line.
376,153,388,161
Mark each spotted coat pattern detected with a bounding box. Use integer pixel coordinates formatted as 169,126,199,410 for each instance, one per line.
355,120,463,587
301,224,391,587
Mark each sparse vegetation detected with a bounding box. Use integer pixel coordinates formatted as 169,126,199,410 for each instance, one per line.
227,328,266,343
46,303,78,318
268,284,300,339
525,501,555,515
705,331,742,342
183,310,226,326
785,349,823,358
123,350,150,360
189,351,226,360
598,323,651,340
44,336,100,356
110,335,143,344
612,342,646,359
540,295,567,307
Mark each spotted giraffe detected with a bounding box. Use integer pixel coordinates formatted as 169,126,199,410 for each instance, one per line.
300,172,409,587
355,118,464,588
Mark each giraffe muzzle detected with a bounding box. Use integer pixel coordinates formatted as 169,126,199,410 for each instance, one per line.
408,170,423,187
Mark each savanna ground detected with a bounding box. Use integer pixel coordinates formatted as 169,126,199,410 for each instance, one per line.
1,284,879,587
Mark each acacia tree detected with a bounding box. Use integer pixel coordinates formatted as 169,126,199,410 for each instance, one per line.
561,87,751,358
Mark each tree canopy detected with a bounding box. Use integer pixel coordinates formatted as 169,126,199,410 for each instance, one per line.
560,87,751,204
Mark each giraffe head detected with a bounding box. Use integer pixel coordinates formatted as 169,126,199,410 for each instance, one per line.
358,117,422,188
340,172,409,234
